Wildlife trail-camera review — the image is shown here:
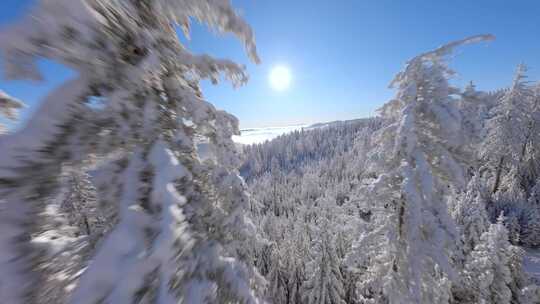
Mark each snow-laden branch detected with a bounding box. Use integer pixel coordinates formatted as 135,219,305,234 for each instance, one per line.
0,90,25,134
0,0,259,81
0,90,24,121
391,34,495,89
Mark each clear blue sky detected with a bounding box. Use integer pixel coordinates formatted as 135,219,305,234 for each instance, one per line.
2,1,540,128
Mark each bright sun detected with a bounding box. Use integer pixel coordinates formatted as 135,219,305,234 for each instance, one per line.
269,65,292,91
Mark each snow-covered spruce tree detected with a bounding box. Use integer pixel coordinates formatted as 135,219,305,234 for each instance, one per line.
528,178,540,206
482,64,533,194
522,206,540,247
260,213,309,304
515,82,540,194
60,169,106,239
290,221,311,304
267,247,288,304
451,174,490,267
488,169,528,243
348,35,495,304
344,186,404,304
457,81,491,149
462,214,535,304
302,212,346,304
0,90,24,134
507,245,532,304
0,0,264,303
281,222,308,304
463,215,514,304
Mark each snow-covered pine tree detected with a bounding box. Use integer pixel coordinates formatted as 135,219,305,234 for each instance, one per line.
528,178,540,206
462,213,535,304
303,212,346,304
489,169,527,243
60,170,105,239
283,222,308,304
0,90,24,134
482,64,533,194
516,82,540,194
463,215,514,304
457,81,491,149
507,245,532,304
344,187,404,303
524,180,540,247
267,247,289,304
0,0,263,303
451,174,490,266
522,206,540,247
350,35,494,304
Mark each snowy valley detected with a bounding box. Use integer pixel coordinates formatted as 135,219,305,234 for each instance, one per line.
237,117,540,302
0,1,540,304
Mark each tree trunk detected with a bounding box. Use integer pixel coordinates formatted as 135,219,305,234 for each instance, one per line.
520,121,533,163
492,156,505,194
83,215,91,236
520,140,528,163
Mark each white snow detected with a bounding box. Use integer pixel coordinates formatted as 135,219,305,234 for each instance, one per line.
232,119,372,145
232,124,307,145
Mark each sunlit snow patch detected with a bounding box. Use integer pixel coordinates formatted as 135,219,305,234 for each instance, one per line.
232,119,367,145
232,125,307,145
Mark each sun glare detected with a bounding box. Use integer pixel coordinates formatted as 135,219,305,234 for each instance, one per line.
269,65,292,91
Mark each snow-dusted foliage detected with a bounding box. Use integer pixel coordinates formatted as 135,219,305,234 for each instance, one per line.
302,211,346,304
3,1,540,301
451,174,491,266
0,90,24,134
346,35,497,304
482,64,533,193
463,216,514,304
523,207,540,247
242,35,540,304
0,0,264,303
460,215,535,304
60,170,107,239
241,118,384,181
241,118,383,303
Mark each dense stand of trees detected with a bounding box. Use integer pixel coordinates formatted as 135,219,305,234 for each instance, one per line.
1,1,540,303
241,38,540,303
